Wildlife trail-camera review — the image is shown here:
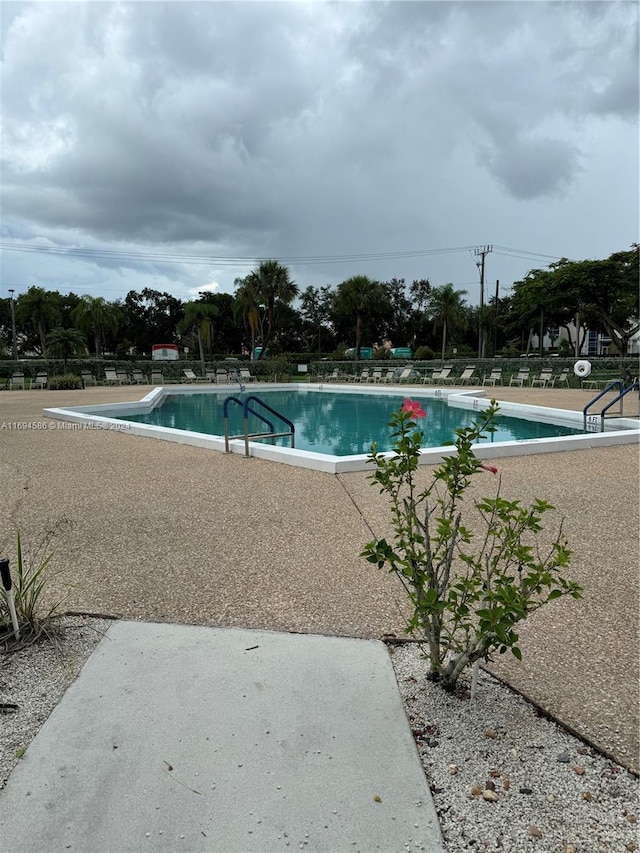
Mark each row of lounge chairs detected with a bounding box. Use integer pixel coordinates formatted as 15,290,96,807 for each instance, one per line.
5,371,49,390
0,364,585,390
317,365,574,387
101,367,258,386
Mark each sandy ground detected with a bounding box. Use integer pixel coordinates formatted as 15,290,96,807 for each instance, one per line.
1,382,638,772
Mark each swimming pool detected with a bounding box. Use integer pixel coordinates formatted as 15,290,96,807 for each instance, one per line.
109,389,584,455
44,384,640,473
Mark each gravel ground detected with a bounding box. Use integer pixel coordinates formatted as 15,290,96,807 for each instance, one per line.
391,644,639,853
0,385,638,776
1,620,638,852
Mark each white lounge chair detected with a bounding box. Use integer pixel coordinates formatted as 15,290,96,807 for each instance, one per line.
455,366,478,385
104,368,121,385
482,370,503,386
433,367,454,385
531,368,554,388
239,368,256,382
33,372,48,390
183,368,206,383
509,369,530,387
9,372,25,390
398,367,415,383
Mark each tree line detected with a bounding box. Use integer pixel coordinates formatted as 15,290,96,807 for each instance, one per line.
1,246,637,363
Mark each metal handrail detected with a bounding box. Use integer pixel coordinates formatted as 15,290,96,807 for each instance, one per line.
222,394,295,456
582,380,624,431
599,381,640,430
223,395,274,452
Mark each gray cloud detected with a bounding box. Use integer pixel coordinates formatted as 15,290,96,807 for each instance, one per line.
0,1,637,300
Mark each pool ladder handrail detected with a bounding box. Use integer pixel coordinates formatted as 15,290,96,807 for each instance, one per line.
582,379,639,432
222,394,295,456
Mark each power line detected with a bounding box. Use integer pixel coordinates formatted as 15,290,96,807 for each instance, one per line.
0,241,479,267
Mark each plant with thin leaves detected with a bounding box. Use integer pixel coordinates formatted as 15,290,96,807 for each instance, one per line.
362,399,582,691
1,521,72,649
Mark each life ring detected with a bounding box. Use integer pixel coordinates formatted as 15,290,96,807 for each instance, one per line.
574,360,592,378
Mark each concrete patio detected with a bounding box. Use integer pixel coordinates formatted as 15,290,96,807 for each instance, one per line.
0,383,638,771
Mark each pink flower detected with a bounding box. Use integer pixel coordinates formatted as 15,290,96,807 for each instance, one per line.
481,462,499,475
402,398,426,419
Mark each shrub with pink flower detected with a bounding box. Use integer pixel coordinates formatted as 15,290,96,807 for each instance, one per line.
362,398,582,692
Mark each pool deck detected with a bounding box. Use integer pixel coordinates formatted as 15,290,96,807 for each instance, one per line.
1,383,638,772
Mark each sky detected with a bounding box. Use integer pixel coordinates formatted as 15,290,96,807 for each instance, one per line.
1,1,638,308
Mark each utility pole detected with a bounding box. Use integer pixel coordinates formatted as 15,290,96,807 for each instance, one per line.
8,289,17,361
474,245,492,358
493,279,499,357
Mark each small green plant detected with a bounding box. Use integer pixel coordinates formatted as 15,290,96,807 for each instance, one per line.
48,374,82,390
362,398,582,691
1,521,71,648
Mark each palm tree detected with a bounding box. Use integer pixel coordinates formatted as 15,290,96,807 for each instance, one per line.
429,283,468,360
72,296,119,357
246,260,298,359
47,327,88,370
233,276,263,359
15,287,60,356
334,275,384,359
180,300,219,374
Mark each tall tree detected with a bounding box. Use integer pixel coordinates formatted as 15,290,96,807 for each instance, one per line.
47,326,88,369
15,287,61,356
300,285,334,352
73,295,119,357
180,300,219,374
245,260,298,358
333,275,386,359
380,278,412,346
122,289,183,354
234,276,263,358
429,283,468,360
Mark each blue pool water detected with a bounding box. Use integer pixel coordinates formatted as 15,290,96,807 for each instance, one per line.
111,390,584,456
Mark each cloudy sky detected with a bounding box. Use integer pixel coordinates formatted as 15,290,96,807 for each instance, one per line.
1,1,637,307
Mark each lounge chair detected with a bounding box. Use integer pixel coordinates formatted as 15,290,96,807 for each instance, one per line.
104,368,121,385
398,367,416,383
383,369,396,383
116,370,131,385
9,372,25,390
433,367,455,385
554,367,570,388
371,368,383,383
150,371,164,385
357,369,371,383
321,368,340,382
482,369,503,386
33,372,48,390
531,368,554,388
81,371,97,388
205,370,217,383
132,369,148,384
183,368,206,383
455,366,478,385
239,368,256,382
215,369,229,384
509,369,530,387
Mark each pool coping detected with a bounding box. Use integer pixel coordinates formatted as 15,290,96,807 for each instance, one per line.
43,382,640,474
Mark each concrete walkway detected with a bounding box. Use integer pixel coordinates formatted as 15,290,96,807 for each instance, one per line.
0,621,443,853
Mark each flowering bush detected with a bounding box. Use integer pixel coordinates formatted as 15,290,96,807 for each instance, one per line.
362,398,582,691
